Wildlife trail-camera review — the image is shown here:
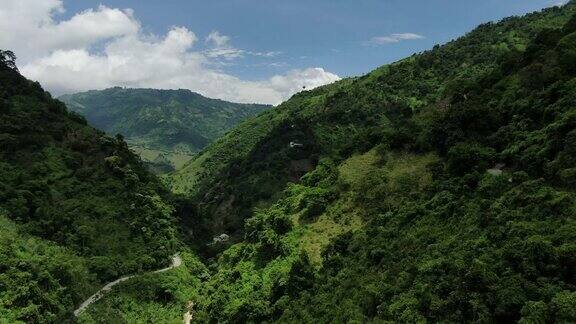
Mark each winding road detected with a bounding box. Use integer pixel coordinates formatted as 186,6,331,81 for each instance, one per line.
73,254,183,317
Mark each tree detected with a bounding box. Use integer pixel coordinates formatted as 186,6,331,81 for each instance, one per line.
0,50,18,71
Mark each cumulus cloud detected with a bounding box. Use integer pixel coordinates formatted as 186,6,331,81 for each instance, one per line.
0,0,139,62
366,33,424,45
0,0,339,105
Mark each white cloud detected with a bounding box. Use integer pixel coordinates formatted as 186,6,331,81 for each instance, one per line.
555,0,569,6
0,0,339,105
366,33,424,45
206,31,231,48
204,30,245,59
203,31,282,60
205,47,245,60
0,0,139,62
268,68,340,97
251,51,282,58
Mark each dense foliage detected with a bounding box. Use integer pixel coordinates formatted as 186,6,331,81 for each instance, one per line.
4,2,576,323
0,214,97,323
277,17,576,320
163,3,576,323
59,88,270,172
77,252,206,323
169,2,576,247
0,54,179,322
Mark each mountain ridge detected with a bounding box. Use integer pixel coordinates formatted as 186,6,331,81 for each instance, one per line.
0,52,180,322
168,1,576,240
149,2,576,322
2,1,576,322
59,87,271,172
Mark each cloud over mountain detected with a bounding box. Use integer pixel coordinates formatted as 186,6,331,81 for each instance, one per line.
0,0,339,104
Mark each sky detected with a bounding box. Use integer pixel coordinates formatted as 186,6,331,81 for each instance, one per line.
0,0,569,105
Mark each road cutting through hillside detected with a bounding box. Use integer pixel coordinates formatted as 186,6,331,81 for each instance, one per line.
73,254,183,317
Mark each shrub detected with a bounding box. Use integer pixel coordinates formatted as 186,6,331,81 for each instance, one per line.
447,142,496,175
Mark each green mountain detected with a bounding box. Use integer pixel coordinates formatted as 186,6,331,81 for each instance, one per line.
157,3,576,322
0,51,179,322
4,2,576,323
170,2,576,241
59,88,270,172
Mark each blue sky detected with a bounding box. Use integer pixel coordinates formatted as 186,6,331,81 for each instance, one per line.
60,0,564,79
0,0,567,104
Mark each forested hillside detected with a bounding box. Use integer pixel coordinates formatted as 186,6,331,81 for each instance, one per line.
59,88,270,173
160,3,576,322
4,1,576,323
0,51,179,322
169,2,576,245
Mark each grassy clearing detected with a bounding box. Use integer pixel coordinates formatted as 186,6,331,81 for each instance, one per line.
130,146,195,170
168,151,213,194
384,152,438,194
338,149,381,186
298,197,364,266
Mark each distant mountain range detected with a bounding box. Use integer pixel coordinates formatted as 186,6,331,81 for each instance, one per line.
59,87,270,172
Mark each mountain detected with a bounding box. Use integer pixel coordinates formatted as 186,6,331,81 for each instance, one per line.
169,2,576,240
0,51,179,322
59,88,270,172
153,3,576,322
4,2,576,323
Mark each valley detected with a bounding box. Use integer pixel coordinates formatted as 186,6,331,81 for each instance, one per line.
59,87,270,173
1,1,576,323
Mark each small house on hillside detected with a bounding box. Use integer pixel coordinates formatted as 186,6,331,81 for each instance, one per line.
289,141,304,148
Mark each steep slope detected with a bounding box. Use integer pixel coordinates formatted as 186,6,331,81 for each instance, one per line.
59,88,270,172
274,16,576,322
170,2,576,244
0,52,179,322
154,3,576,323
0,213,97,322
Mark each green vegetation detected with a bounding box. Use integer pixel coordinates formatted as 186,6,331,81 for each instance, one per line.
169,2,576,246
0,51,179,322
3,2,576,323
166,2,576,322
59,88,270,173
78,252,206,323
0,214,97,323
